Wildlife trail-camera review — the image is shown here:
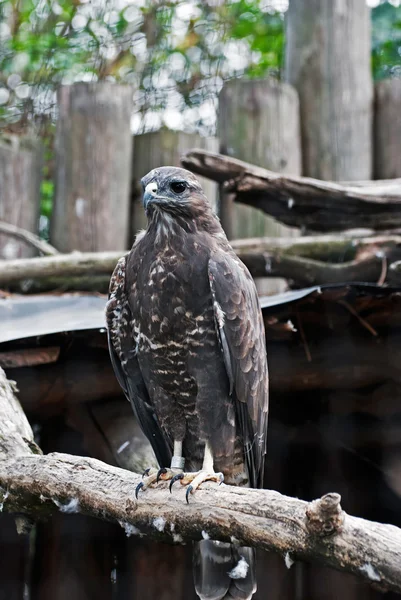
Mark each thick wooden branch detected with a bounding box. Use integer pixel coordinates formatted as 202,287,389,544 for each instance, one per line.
0,221,59,257
1,369,401,592
181,150,401,231
0,368,37,457
2,233,401,292
1,452,401,593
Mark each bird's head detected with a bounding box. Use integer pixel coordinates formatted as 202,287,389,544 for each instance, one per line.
141,166,209,220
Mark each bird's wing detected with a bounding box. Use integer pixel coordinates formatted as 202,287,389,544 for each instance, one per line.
208,250,268,488
106,256,172,468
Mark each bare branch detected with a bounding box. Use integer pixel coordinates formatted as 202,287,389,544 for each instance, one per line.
181,149,401,231
2,232,401,292
1,368,401,593
0,453,400,593
0,221,59,257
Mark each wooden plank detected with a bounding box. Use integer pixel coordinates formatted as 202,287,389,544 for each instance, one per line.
374,79,401,179
285,0,373,181
218,78,301,240
0,135,43,259
130,130,218,242
52,83,133,252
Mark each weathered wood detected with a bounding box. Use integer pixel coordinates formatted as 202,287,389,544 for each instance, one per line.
1,451,401,593
218,78,301,241
0,136,43,259
3,233,401,292
0,367,36,457
130,130,218,241
182,150,401,232
285,0,373,180
374,79,401,179
52,83,133,252
0,347,60,369
0,221,59,256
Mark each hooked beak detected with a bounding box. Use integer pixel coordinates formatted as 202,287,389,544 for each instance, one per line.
143,181,158,209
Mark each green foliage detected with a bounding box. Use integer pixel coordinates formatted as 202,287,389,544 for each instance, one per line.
371,2,401,80
0,0,285,134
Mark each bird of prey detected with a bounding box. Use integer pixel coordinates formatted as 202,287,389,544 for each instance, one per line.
106,166,268,600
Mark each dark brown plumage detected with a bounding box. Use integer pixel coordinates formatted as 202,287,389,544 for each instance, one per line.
106,166,268,600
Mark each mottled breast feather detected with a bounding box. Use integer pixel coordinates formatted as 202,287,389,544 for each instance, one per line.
106,255,172,468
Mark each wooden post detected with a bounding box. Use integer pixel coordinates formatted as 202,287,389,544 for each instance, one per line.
218,78,301,293
52,83,133,252
285,0,373,181
0,135,42,259
218,78,301,240
375,79,401,179
130,130,218,242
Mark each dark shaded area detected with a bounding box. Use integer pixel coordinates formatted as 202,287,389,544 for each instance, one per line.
1,284,401,599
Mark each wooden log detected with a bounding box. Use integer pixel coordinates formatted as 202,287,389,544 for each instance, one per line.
218,78,301,240
2,451,401,594
374,79,401,179
52,83,133,252
285,0,373,180
1,230,401,292
130,130,218,241
0,135,43,259
182,150,401,232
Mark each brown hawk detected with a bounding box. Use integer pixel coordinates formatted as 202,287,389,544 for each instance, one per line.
106,167,268,600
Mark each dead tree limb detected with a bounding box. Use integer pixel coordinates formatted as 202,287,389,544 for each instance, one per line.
1,369,401,593
0,221,59,257
181,150,401,232
2,233,401,291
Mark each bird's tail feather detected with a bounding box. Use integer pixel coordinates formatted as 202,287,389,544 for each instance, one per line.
193,541,256,600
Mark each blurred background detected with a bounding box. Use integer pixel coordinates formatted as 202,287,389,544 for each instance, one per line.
2,1,401,599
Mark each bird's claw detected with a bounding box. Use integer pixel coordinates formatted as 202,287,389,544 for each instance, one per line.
169,472,184,493
135,481,144,499
156,467,168,483
186,485,193,504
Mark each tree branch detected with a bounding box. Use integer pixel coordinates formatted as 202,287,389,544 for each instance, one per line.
181,149,401,232
1,368,401,593
2,233,401,292
0,221,59,257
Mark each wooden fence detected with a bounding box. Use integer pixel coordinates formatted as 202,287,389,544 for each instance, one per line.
2,0,399,265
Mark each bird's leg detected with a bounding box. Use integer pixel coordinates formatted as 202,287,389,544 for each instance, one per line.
169,442,224,503
135,440,184,498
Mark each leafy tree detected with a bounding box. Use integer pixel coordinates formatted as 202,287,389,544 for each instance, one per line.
0,0,285,135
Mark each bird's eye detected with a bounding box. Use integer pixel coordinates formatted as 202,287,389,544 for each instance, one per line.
170,181,187,194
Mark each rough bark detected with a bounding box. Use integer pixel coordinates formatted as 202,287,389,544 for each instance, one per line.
218,78,301,241
0,135,43,259
0,221,59,257
374,78,401,179
0,368,37,458
130,130,218,240
285,0,373,180
2,232,401,292
2,370,401,593
181,150,401,232
0,452,400,594
52,83,133,252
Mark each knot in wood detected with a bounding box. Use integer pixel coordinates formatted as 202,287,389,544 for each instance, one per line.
305,492,344,537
